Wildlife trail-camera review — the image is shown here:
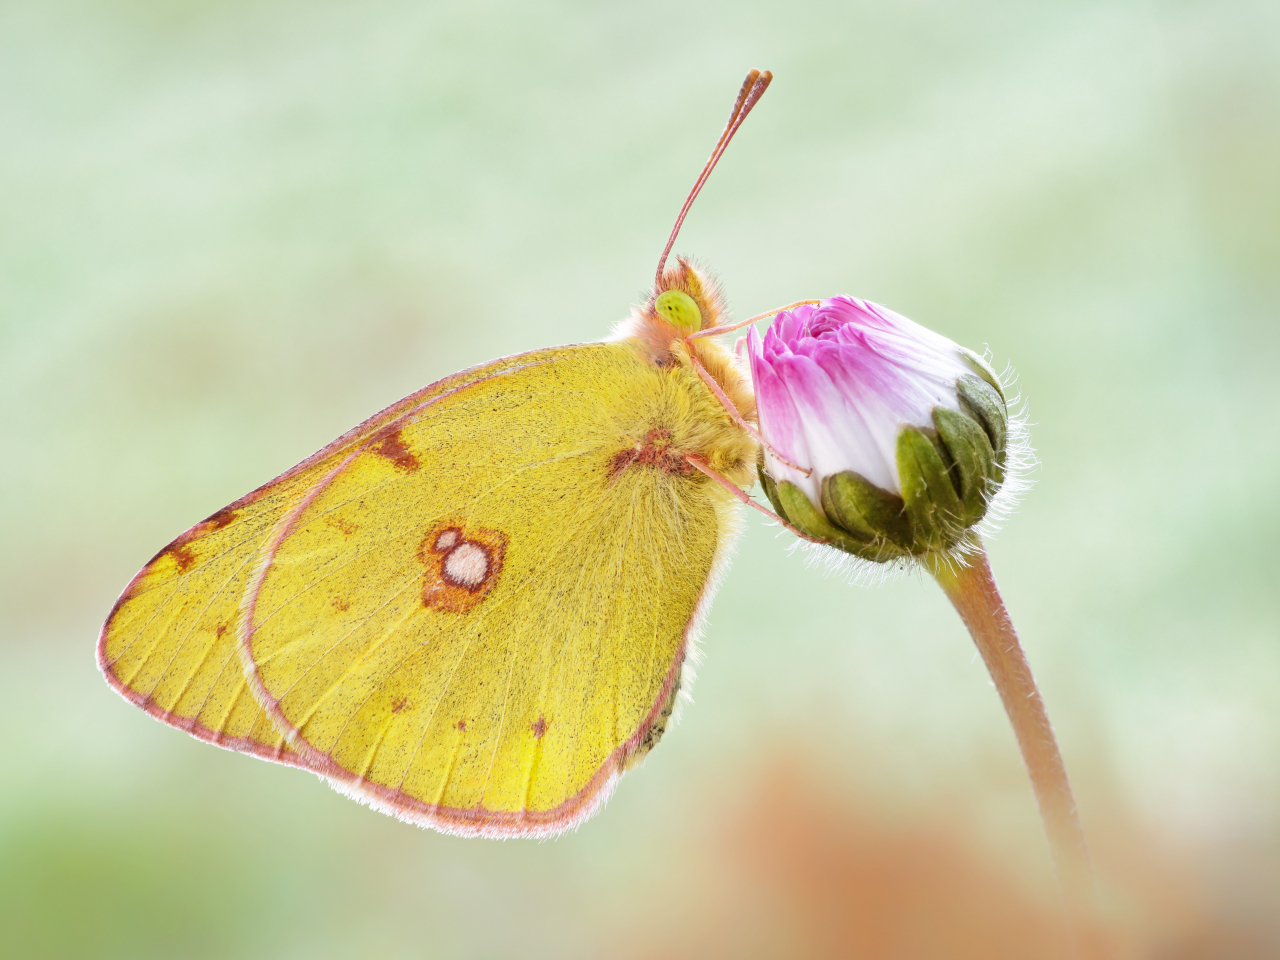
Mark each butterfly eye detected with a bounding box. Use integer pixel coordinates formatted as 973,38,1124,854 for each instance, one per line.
655,290,703,332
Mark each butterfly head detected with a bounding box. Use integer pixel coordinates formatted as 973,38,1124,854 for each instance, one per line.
652,256,725,334
617,257,728,363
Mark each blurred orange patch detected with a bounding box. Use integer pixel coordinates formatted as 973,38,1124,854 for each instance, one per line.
621,753,1277,960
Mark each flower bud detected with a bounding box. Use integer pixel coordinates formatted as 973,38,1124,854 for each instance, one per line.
746,296,1017,562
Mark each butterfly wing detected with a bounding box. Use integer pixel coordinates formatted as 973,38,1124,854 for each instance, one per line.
240,341,740,836
97,351,561,767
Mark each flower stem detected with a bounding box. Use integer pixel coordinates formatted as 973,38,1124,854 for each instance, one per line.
928,538,1104,953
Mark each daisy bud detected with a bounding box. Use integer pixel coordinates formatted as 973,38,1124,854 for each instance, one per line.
746,296,1017,562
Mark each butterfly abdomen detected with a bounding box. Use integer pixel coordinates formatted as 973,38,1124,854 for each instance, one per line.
624,671,681,771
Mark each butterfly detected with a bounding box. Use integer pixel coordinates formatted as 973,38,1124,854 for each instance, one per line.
98,69,809,838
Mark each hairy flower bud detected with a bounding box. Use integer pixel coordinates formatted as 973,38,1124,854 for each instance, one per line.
746,296,1017,562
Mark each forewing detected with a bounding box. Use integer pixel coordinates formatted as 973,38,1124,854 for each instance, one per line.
98,351,559,766
241,342,727,836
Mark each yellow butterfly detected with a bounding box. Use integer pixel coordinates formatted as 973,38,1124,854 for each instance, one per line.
98,70,805,837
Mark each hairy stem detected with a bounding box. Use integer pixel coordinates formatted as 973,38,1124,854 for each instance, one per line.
929,538,1104,954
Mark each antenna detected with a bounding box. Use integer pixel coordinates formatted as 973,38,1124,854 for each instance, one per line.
654,69,773,291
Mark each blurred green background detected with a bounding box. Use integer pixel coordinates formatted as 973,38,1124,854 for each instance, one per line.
3,0,1278,957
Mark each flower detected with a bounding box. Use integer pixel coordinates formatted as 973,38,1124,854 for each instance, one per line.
746,296,1015,562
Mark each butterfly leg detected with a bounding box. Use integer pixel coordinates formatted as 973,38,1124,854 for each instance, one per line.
685,351,812,477
685,453,824,544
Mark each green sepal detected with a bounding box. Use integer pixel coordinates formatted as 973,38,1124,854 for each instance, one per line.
958,348,1006,403
774,481,872,557
821,471,912,560
757,461,787,519
933,406,996,526
955,374,1008,479
897,426,966,552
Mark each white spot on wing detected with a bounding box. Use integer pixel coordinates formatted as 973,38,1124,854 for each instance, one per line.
443,542,489,588
435,529,460,551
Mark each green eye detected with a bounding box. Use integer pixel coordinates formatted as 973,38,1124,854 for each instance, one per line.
655,290,703,332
